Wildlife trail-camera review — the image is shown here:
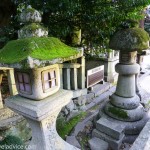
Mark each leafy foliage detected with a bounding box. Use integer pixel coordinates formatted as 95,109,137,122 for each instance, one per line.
1,0,150,49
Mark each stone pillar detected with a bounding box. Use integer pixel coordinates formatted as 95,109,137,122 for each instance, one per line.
70,68,78,90
5,90,79,150
104,51,145,122
7,69,18,96
0,73,3,109
77,56,85,89
63,68,71,90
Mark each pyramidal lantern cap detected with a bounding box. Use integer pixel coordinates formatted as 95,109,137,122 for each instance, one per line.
0,6,83,100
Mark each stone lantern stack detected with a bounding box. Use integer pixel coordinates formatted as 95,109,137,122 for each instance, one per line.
92,26,150,149
0,6,82,150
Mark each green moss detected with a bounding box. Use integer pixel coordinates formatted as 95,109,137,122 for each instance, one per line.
0,37,78,64
56,112,87,139
109,28,149,52
21,23,47,31
108,106,128,119
0,135,25,150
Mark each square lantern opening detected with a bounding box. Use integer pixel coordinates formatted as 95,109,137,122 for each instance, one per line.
16,72,32,95
42,68,58,93
15,64,60,100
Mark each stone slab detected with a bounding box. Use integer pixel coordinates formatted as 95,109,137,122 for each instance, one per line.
86,92,95,104
66,136,81,148
0,107,17,120
130,120,150,150
72,88,87,99
92,129,124,150
0,115,23,130
96,117,125,140
90,83,110,97
88,137,109,150
5,90,73,121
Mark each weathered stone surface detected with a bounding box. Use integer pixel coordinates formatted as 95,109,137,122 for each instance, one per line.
96,117,125,140
110,94,140,110
130,120,150,150
73,95,86,106
66,100,76,112
86,92,95,104
72,88,87,99
0,107,17,121
66,136,81,148
88,137,109,150
104,102,145,122
90,83,110,97
5,90,79,150
15,64,60,100
92,129,124,150
109,28,149,52
0,116,31,142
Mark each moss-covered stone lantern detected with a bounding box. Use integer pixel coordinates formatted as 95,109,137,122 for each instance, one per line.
102,27,149,142
0,6,82,100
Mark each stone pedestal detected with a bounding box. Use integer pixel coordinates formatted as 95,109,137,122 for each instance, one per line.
5,90,79,150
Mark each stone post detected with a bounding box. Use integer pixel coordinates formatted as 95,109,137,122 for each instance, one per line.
7,69,18,96
5,90,79,150
0,73,3,109
77,56,85,89
70,68,78,90
63,68,71,90
0,90,3,109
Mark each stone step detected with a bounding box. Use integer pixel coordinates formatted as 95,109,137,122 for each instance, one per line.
90,83,111,97
92,129,124,150
88,137,109,150
0,115,23,130
0,107,18,120
96,117,125,140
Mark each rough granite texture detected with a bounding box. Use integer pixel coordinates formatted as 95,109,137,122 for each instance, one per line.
109,28,149,52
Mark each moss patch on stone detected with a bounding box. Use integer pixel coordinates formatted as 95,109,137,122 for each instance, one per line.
109,28,149,52
56,112,86,139
0,135,25,150
108,106,128,119
0,37,78,64
21,23,47,31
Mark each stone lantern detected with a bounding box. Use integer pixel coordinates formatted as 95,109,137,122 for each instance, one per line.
105,27,149,122
0,6,81,150
92,27,150,149
0,6,82,100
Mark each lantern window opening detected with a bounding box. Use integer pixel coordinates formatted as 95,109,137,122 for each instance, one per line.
42,69,58,92
16,72,32,95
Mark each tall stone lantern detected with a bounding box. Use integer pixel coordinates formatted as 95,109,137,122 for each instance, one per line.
92,27,149,149
0,6,81,150
104,28,149,138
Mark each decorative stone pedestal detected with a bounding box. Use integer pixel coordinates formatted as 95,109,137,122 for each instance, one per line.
5,90,79,150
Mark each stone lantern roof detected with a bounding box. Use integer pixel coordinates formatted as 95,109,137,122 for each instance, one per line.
0,6,83,69
109,27,149,52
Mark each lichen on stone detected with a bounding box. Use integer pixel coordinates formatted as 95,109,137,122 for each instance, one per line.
109,28,149,52
18,23,48,38
108,106,129,119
